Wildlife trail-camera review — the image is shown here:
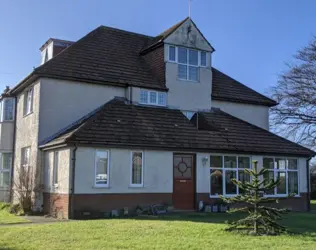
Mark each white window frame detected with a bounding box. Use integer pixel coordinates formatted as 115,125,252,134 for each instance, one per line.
53,151,59,187
130,151,144,187
209,154,252,198
0,152,12,188
1,98,14,122
168,45,176,62
94,149,110,188
139,90,167,106
24,87,34,116
200,51,207,67
263,157,300,197
177,47,199,82
21,147,31,168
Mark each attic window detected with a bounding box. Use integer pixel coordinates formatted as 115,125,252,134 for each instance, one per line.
182,111,195,120
168,45,209,82
140,90,167,106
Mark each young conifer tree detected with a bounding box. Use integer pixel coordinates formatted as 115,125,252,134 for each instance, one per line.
221,160,293,235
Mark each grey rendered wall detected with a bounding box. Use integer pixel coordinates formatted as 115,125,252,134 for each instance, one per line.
74,147,173,194
39,78,126,143
44,148,71,194
212,100,270,130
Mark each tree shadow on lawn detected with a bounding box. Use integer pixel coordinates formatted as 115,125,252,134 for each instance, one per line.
128,211,316,237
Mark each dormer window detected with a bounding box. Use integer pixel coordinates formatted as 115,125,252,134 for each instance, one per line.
168,45,209,82
140,90,167,106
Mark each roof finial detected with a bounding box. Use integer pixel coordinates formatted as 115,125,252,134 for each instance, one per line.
188,0,191,18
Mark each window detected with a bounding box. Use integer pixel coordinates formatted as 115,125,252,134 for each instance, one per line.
178,48,199,81
53,151,59,186
139,90,167,106
0,153,12,187
21,147,31,167
2,99,14,121
24,88,34,115
95,150,109,187
263,157,299,196
168,46,176,62
130,151,143,187
200,51,207,67
167,45,209,82
182,111,195,120
210,155,250,196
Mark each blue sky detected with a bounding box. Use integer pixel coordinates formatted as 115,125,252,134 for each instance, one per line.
0,0,315,96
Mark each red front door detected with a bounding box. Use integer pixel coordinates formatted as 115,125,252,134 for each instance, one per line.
173,154,196,210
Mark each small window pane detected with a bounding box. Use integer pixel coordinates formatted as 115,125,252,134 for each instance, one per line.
169,46,176,61
224,156,237,168
276,158,286,170
277,172,286,194
53,151,59,185
225,170,237,195
0,172,9,187
178,64,187,79
238,157,250,169
200,51,206,66
210,156,222,168
140,90,148,104
188,66,198,81
149,92,157,104
132,152,142,185
264,171,275,195
178,47,187,64
238,170,250,194
288,159,297,170
3,99,14,121
288,172,298,195
263,158,274,169
189,49,198,65
2,153,12,170
210,169,223,195
158,92,166,106
95,151,108,185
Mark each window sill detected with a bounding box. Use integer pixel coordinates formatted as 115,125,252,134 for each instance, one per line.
177,78,199,83
209,194,301,198
23,111,33,118
93,185,110,189
129,185,144,188
0,120,14,123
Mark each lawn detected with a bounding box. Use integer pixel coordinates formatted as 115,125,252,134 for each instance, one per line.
0,212,316,250
0,203,29,225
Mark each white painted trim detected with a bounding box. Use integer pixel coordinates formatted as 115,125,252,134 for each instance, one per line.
94,149,110,188
139,89,167,107
209,154,252,197
167,45,176,62
262,157,299,197
130,151,144,187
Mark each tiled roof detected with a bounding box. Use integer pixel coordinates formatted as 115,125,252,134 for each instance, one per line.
40,98,315,157
212,68,277,106
12,19,276,106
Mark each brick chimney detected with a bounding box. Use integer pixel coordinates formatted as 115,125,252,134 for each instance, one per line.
39,38,74,65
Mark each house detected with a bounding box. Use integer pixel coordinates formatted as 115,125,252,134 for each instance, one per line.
5,17,315,218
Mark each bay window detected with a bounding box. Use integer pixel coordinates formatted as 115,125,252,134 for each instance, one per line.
210,155,250,196
1,99,14,121
0,153,12,187
263,157,299,196
139,90,167,106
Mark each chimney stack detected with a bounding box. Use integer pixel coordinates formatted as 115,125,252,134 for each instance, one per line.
39,38,74,65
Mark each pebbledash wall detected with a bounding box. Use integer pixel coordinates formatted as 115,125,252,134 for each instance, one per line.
43,147,309,218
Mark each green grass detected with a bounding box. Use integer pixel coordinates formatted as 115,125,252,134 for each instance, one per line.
0,212,316,250
0,202,29,225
